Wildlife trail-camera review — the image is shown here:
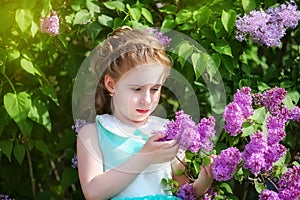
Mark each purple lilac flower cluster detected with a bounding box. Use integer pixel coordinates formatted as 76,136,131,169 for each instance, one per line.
176,183,196,200
224,87,253,136
259,166,300,200
160,110,215,153
72,118,89,134
40,10,59,35
235,1,300,47
242,131,286,175
212,147,242,181
146,28,171,47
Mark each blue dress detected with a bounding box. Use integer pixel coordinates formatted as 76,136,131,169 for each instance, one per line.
96,114,180,200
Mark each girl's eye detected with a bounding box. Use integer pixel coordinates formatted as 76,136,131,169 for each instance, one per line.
151,87,160,92
132,88,141,91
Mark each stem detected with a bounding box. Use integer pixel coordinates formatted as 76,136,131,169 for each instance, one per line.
176,155,187,167
25,143,36,198
175,155,195,182
265,177,279,191
0,72,16,93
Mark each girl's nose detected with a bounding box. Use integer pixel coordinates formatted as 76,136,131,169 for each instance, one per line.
140,90,151,104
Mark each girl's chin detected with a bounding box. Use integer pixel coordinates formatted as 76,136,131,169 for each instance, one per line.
131,116,149,125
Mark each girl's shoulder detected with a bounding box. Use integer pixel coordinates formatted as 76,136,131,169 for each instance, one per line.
77,122,103,163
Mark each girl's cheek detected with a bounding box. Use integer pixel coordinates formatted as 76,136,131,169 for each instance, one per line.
153,93,161,103
129,94,140,104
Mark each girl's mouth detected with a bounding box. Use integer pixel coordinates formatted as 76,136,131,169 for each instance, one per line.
136,109,149,114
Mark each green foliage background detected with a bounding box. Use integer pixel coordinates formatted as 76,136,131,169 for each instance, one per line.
0,0,299,199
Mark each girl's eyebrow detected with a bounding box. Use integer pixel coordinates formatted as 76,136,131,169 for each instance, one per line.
128,83,162,87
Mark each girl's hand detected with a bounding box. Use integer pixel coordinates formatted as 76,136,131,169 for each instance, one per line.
139,133,179,164
193,156,215,197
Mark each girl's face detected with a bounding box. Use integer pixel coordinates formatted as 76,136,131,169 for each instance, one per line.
109,64,168,126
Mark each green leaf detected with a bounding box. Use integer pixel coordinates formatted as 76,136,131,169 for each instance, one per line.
15,9,33,32
35,139,50,153
242,122,255,137
287,90,299,104
178,42,193,67
193,160,200,174
7,49,20,61
283,94,294,110
103,1,125,11
221,55,235,75
250,107,266,124
40,85,59,106
0,140,13,161
175,9,192,25
73,9,91,25
193,6,212,27
28,98,52,132
292,161,300,166
61,167,78,190
85,21,102,41
161,18,176,30
254,181,265,194
20,58,42,76
141,8,153,24
191,52,206,80
127,5,141,22
202,156,211,166
220,182,233,194
221,10,236,33
233,167,244,183
161,178,168,186
242,0,256,13
213,20,226,39
4,92,31,123
98,15,113,27
211,40,233,57
113,18,124,28
13,143,25,165
17,119,33,137
31,20,39,37
257,81,270,92
280,80,294,88
87,0,100,14
210,53,221,68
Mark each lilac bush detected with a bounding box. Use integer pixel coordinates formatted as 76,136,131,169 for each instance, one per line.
160,86,299,199
212,86,300,198
236,1,300,47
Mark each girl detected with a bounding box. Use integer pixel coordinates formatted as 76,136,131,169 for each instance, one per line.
77,26,213,200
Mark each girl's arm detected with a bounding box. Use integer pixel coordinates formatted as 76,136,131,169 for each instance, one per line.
77,123,179,200
192,165,214,197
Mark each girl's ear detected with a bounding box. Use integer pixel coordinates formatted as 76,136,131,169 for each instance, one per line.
104,75,115,94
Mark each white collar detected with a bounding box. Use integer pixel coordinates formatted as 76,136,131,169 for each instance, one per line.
96,114,168,138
